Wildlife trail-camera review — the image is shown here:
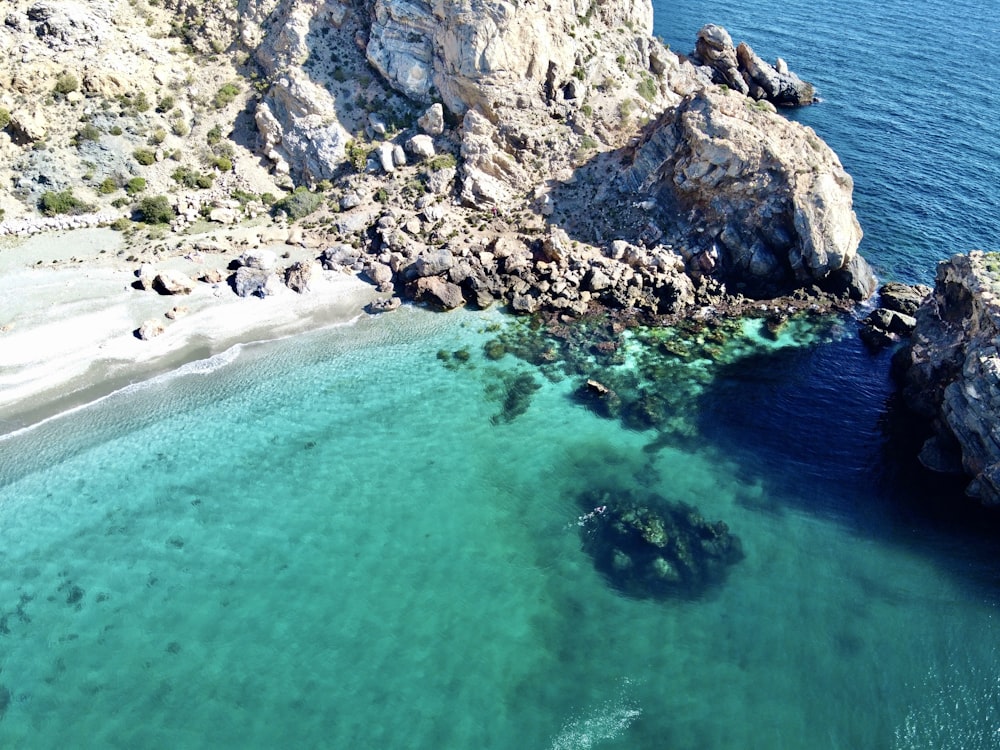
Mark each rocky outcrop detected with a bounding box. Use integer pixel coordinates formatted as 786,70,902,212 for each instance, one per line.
690,24,815,107
621,88,873,299
896,252,1000,505
859,281,930,348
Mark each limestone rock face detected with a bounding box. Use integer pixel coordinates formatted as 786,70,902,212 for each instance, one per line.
621,89,872,298
366,0,654,113
897,253,1000,505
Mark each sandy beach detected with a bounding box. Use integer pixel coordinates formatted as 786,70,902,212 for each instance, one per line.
0,226,378,434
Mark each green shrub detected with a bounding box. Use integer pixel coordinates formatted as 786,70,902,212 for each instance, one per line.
171,118,189,136
97,177,118,194
213,82,240,109
212,156,233,172
426,153,457,171
637,74,658,103
345,139,371,172
0,108,10,129
206,124,222,145
138,195,174,224
125,177,147,195
109,125,123,136
38,189,91,216
134,149,156,165
76,124,101,143
272,187,322,220
156,95,175,113
110,217,132,231
171,166,214,189
149,128,167,145
133,91,151,113
53,73,79,96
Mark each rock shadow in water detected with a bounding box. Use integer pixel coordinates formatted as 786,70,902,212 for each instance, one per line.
578,489,743,600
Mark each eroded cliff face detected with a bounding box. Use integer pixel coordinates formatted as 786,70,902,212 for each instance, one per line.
898,252,1000,505
621,89,870,297
0,0,872,309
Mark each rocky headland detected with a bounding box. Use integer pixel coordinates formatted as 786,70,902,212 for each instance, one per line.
0,0,874,325
5,0,993,513
894,252,1000,506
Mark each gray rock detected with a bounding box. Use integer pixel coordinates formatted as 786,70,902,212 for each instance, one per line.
411,276,465,309
366,296,402,314
238,249,278,271
406,134,435,160
417,103,445,136
152,270,195,295
411,248,454,278
233,267,279,297
284,261,313,293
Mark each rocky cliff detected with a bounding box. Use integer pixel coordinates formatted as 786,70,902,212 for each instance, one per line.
897,252,1000,505
0,0,873,312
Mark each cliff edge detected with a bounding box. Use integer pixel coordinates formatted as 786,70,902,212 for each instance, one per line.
896,252,1000,505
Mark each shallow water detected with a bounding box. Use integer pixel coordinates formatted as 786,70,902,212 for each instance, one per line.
1,307,999,748
3,0,1000,746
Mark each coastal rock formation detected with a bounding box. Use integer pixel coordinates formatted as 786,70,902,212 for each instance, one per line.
578,488,744,599
896,252,1000,505
689,24,816,107
621,88,873,298
858,281,930,348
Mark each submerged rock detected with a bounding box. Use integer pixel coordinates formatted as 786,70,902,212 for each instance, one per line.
578,489,743,599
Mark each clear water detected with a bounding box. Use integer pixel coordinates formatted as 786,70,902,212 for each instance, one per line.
3,1,1000,747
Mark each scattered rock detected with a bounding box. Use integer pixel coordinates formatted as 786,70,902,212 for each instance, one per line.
135,319,165,340
165,306,189,320
366,296,402,314
233,266,280,297
152,270,195,296
417,103,444,136
410,276,465,310
284,261,312,293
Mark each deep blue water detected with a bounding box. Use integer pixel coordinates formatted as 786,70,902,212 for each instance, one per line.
1,1,1000,747
655,0,1000,284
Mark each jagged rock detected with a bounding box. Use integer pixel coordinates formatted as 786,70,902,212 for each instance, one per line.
410,247,454,278
896,252,1000,505
366,296,402,314
405,134,435,160
622,89,873,299
411,276,465,310
321,244,363,270
417,103,444,135
28,1,111,48
880,281,931,317
135,319,165,340
363,260,395,290
238,249,278,271
284,261,312,293
152,270,195,295
691,24,815,106
233,266,280,297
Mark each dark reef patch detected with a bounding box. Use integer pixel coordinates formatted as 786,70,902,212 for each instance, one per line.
578,488,744,599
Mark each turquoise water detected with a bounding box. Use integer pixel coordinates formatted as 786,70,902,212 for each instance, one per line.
2,308,999,747
3,1,1000,747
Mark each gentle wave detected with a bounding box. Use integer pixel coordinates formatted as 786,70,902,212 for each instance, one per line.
548,680,641,750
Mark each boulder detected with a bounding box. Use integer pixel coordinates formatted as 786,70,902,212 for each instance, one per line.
366,296,402,314
152,270,195,295
284,261,313,293
405,134,435,160
410,247,455,278
165,306,189,320
239,249,278,271
233,267,281,297
411,276,465,309
417,103,444,135
135,319,165,340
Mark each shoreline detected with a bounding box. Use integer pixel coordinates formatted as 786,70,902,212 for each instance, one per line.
0,227,379,436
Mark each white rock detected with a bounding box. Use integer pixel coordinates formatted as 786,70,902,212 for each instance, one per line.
392,144,406,167
378,143,395,173
406,134,435,160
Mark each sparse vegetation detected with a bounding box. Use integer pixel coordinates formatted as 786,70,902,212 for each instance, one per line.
213,82,240,109
345,139,371,172
125,177,147,195
75,124,101,143
171,166,214,189
138,195,174,224
133,148,156,165
0,108,10,129
206,124,222,145
97,177,118,194
272,187,322,220
426,153,457,171
53,73,79,96
38,189,91,216
637,74,658,103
